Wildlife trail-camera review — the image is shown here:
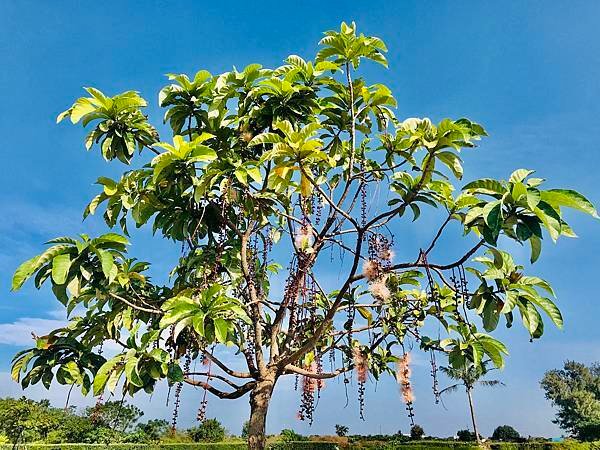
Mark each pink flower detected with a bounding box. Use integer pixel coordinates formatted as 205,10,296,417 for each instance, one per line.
362,260,380,281
369,280,391,301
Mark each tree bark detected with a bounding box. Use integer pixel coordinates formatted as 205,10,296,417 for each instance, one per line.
248,377,276,450
466,386,482,446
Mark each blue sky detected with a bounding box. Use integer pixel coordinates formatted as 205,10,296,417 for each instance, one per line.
1,0,600,439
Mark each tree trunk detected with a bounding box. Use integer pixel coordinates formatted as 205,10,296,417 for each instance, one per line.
466,386,482,446
248,377,276,450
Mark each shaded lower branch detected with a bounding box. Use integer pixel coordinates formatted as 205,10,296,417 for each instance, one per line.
183,377,256,399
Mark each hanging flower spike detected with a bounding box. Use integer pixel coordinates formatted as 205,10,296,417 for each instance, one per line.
352,347,369,383
294,225,314,252
378,247,394,262
362,259,380,281
396,353,415,403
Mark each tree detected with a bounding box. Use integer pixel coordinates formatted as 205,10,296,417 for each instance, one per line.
85,400,144,432
335,424,349,437
541,361,600,440
9,21,597,450
440,360,504,445
0,398,51,448
410,425,424,440
491,425,520,442
188,418,226,442
135,419,170,442
241,421,250,439
456,429,476,442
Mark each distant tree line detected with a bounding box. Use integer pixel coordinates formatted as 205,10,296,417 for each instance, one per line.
0,397,227,447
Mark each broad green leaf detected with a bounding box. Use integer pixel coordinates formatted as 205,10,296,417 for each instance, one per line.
541,189,598,218
529,235,542,263
509,169,535,183
51,254,71,285
213,318,229,343
511,182,527,202
93,355,124,395
12,256,40,291
530,296,563,329
483,201,502,231
95,249,116,280
462,179,506,195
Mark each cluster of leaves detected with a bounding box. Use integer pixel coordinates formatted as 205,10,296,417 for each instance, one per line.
58,89,159,163
459,169,597,259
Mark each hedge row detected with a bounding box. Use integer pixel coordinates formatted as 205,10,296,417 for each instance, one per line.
354,441,478,450
0,443,337,450
489,442,600,450
350,442,600,450
0,445,248,450
3,441,600,450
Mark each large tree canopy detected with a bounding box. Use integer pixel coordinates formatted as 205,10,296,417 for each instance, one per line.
541,361,600,440
10,22,597,450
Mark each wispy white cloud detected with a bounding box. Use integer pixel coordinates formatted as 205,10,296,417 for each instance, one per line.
0,316,66,346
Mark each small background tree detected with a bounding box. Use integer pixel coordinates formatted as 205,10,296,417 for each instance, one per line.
456,429,476,442
241,421,250,439
86,400,143,432
410,425,424,440
135,419,170,442
440,360,503,445
335,424,349,437
541,361,600,441
188,418,226,442
491,425,521,442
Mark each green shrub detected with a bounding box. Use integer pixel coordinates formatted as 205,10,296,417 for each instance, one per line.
188,420,226,443
269,442,338,450
279,430,308,443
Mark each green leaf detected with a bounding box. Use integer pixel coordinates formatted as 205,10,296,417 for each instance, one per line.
51,254,71,285
168,363,184,383
462,179,506,195
12,256,40,291
248,133,283,146
530,296,563,329
511,182,527,202
125,356,143,387
509,169,535,183
246,166,263,184
357,306,373,325
541,189,598,218
93,355,124,395
534,202,562,242
529,235,542,263
213,318,229,343
483,201,502,231
95,249,116,280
